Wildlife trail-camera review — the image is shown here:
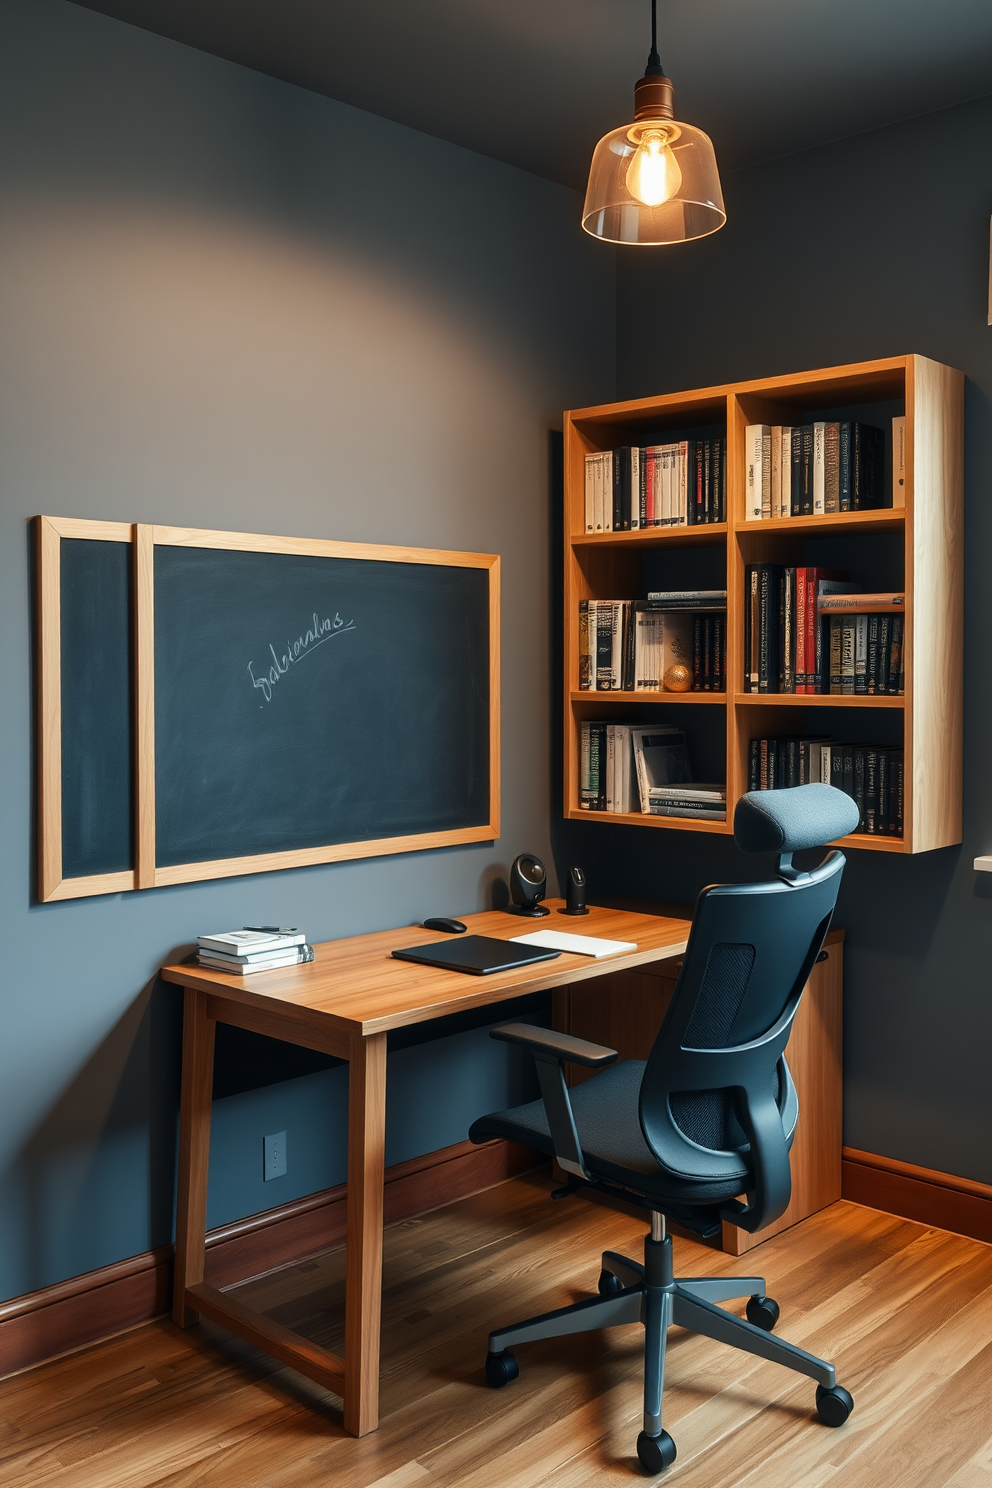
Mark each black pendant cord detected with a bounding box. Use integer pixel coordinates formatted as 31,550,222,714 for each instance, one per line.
645,0,664,76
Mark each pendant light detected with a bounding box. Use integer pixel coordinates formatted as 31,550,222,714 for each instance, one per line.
582,0,725,246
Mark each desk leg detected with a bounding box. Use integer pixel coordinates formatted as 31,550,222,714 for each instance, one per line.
173,987,215,1328
343,1030,387,1437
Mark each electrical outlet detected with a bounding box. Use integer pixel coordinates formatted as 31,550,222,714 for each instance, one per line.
263,1130,287,1181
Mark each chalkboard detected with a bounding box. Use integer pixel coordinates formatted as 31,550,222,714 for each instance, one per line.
153,544,491,868
60,538,133,878
37,518,498,900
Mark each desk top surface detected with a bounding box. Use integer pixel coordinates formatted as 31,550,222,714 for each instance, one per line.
160,901,692,1038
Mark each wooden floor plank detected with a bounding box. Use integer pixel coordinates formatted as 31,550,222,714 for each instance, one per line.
3,1180,991,1488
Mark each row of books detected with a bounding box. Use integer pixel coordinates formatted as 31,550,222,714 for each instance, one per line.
745,419,899,519
743,565,905,694
749,736,903,836
579,721,725,819
196,928,315,975
825,612,905,695
579,592,726,692
584,438,727,533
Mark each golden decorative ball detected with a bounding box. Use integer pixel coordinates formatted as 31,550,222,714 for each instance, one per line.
664,663,693,693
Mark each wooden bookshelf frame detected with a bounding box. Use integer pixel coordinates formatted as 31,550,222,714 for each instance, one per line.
37,519,500,900
563,354,963,854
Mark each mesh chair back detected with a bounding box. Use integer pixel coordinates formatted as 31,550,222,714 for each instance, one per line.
638,852,844,1231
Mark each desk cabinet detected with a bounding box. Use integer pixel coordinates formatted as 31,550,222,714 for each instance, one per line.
554,929,843,1254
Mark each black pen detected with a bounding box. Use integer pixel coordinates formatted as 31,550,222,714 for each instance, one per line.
243,925,297,933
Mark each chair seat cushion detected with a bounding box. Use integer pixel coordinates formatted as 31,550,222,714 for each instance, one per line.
469,1060,752,1205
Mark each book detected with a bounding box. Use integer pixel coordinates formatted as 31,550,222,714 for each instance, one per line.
824,422,840,513
892,415,906,508
580,720,606,809
595,600,622,689
745,565,758,690
866,614,881,694
817,592,905,612
580,719,595,807
854,614,868,695
198,943,314,966
583,453,596,532
798,425,814,515
745,425,768,520
888,615,904,693
781,569,795,692
852,423,885,510
779,426,793,518
838,423,852,511
812,421,826,515
790,426,802,515
648,784,726,804
601,449,613,531
829,617,842,692
198,945,315,974
757,566,777,692
604,723,617,812
578,599,593,689
644,589,727,605
197,930,306,955
630,726,689,812
840,618,856,695
646,804,727,820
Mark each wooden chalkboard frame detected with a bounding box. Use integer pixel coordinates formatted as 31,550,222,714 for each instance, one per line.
36,518,500,901
37,515,138,901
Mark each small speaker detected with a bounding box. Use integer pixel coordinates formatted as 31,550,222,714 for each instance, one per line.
507,853,550,917
559,865,589,916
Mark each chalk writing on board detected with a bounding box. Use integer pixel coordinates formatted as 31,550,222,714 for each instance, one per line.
247,610,355,704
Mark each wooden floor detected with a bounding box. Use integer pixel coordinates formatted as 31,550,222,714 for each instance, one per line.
5,1170,992,1486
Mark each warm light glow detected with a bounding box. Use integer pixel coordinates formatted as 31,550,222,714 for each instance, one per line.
625,129,682,207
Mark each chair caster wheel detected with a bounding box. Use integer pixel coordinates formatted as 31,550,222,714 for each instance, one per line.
598,1269,624,1296
485,1349,519,1388
816,1383,854,1426
746,1294,780,1332
636,1429,676,1474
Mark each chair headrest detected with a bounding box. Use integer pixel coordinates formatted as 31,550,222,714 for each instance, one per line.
734,784,860,854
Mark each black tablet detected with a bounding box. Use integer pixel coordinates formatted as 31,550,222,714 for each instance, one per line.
391,934,561,976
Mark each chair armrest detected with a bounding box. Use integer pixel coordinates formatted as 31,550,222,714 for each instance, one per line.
490,1023,618,1069
489,1024,617,1182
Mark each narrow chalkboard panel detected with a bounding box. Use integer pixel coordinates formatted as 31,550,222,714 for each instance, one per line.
60,538,133,877
153,545,491,868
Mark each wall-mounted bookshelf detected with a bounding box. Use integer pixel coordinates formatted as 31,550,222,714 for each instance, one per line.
563,355,963,853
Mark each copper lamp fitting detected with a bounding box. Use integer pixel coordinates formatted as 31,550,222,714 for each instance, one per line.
634,72,675,121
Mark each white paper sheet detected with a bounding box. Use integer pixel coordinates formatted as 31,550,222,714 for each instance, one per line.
509,930,637,958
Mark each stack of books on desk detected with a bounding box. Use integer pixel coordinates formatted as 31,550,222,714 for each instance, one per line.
196,930,315,975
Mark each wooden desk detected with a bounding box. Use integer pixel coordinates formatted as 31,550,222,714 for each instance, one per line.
161,901,691,1436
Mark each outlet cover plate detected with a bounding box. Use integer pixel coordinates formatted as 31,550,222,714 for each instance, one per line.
263,1130,287,1181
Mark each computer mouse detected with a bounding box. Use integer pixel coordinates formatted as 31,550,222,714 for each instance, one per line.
422,917,467,934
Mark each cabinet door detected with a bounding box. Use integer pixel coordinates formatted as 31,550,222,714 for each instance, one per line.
556,935,843,1253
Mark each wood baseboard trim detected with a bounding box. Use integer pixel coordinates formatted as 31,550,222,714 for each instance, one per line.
842,1146,992,1244
0,1137,541,1379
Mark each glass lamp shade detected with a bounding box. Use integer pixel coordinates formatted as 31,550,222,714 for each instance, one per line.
582,118,726,245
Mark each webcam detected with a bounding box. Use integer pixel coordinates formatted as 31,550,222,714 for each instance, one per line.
507,853,550,917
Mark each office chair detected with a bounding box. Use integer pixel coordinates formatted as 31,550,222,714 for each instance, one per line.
469,783,860,1474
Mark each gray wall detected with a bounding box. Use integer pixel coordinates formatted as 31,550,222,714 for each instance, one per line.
594,94,992,1183
0,0,615,1301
